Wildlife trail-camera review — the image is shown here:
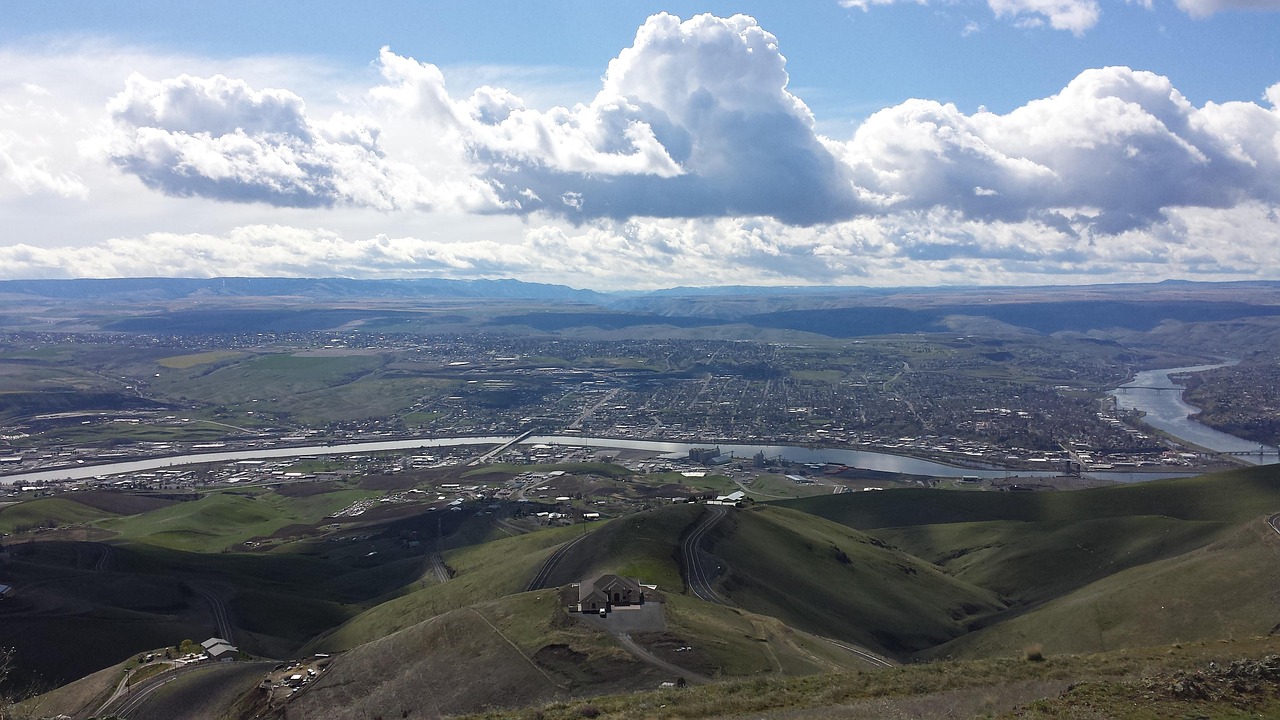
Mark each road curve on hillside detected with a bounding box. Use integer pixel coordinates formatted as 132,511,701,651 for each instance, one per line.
681,505,727,604
1268,513,1280,537
526,532,591,591
428,552,451,583
822,638,895,669
616,633,712,685
190,583,234,644
679,505,895,670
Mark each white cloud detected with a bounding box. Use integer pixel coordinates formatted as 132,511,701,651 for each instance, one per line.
842,66,1280,232
843,0,1280,32
3,206,1278,289
0,78,89,198
467,13,861,224
0,17,1279,289
987,0,1100,34
1175,0,1280,17
839,0,927,11
103,71,479,211
83,20,1280,237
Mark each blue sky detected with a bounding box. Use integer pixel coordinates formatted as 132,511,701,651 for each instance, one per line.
0,1,1278,288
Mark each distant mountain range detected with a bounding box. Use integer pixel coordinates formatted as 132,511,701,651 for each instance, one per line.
6,277,1280,338
0,276,610,303
3,276,1278,304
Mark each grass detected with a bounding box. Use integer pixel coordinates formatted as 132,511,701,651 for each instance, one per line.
708,506,1003,655
0,497,118,533
283,593,593,719
660,594,863,677
306,522,603,652
456,635,1280,720
736,474,833,499
778,464,1280,531
527,505,699,592
929,519,1280,660
98,487,374,552
875,514,1226,606
772,465,1280,660
155,350,245,369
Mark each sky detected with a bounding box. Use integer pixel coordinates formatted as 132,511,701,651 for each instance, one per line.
1,1,1279,290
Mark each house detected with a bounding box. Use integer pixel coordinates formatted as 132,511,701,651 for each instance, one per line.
201,637,239,662
0,584,13,600
578,574,644,614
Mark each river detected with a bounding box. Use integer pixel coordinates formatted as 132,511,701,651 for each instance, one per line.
1,433,1194,486
1111,363,1278,463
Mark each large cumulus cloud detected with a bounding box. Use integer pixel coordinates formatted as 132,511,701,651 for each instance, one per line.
398,13,865,224
98,14,1280,242
0,81,88,198
844,67,1280,233
104,70,498,211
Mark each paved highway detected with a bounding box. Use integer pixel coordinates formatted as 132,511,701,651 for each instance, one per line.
428,552,451,583
681,506,727,604
678,505,894,669
190,583,234,644
525,531,591,591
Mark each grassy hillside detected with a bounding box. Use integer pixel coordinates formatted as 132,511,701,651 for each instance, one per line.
659,594,888,677
779,464,1280,530
927,518,1280,659
279,591,659,720
877,515,1225,606
305,522,601,652
0,497,118,533
777,464,1280,660
707,506,1004,655
277,587,890,720
98,487,374,552
457,636,1280,720
537,504,701,591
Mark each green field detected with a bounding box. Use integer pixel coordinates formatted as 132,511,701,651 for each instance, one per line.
156,350,246,369
99,488,376,552
708,506,1003,654
0,497,118,533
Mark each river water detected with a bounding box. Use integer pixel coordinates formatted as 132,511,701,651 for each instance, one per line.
1,433,1194,486
1111,364,1278,463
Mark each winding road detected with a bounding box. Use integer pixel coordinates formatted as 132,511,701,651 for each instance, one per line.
428,552,451,583
526,532,592,591
678,505,895,670
190,583,234,644
681,506,727,604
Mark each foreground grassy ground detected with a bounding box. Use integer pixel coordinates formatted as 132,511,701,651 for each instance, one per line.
457,636,1280,720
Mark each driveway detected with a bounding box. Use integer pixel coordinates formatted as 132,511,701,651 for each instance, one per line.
575,601,666,633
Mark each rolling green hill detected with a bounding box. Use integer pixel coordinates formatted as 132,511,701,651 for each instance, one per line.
98,487,374,552
705,505,1004,655
306,521,603,652
778,464,1280,530
926,518,1280,660
778,464,1280,659
0,497,118,533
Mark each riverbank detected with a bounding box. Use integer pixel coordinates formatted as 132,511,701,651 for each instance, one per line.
1112,364,1279,464
0,433,1200,487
